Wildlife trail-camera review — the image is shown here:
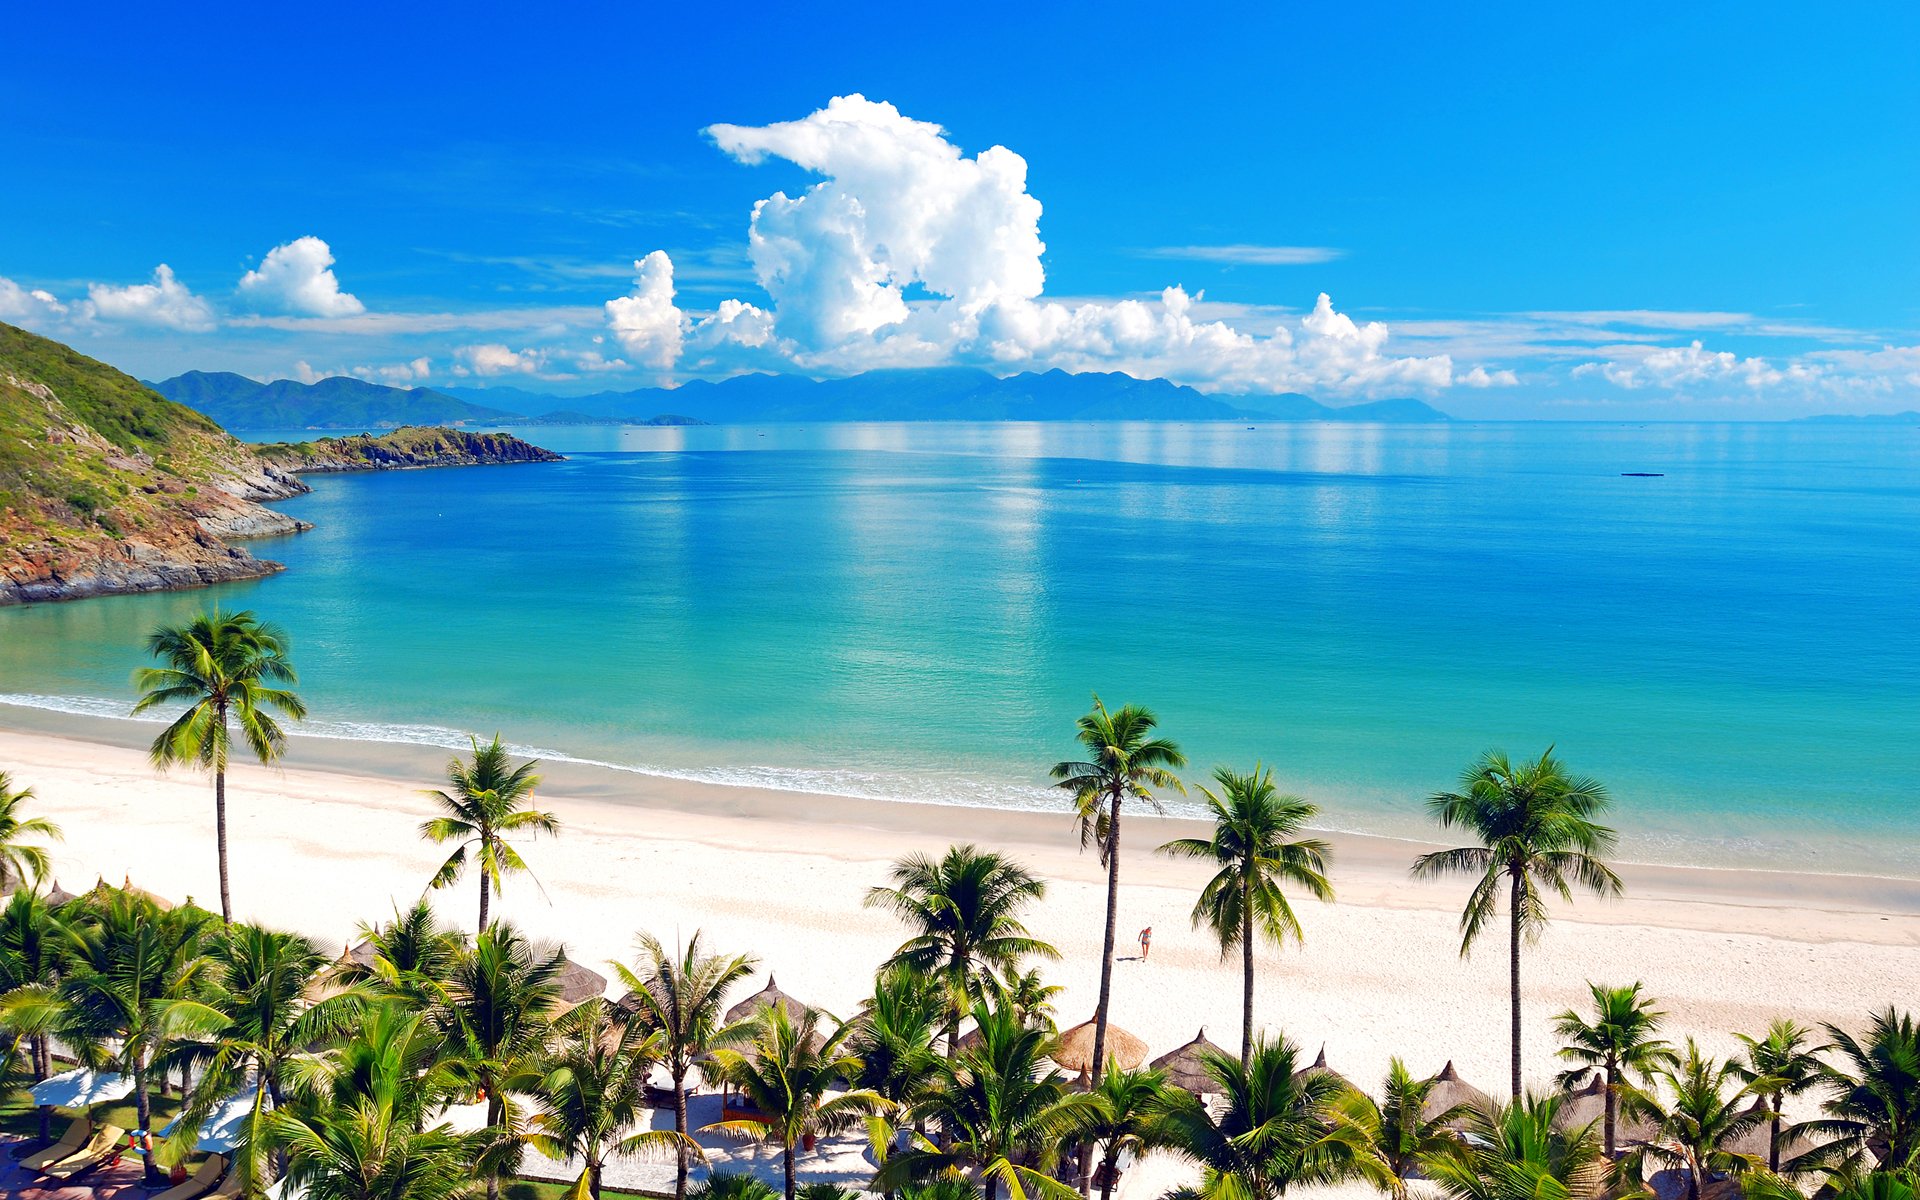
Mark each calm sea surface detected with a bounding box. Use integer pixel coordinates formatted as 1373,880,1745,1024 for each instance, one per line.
4,421,1916,875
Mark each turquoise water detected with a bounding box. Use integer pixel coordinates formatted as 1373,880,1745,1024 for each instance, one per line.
3,421,1916,874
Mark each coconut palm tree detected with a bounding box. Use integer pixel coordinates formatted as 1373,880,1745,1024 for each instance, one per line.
0,772,61,894
1155,1035,1381,1200
421,735,559,931
0,889,68,1143
1745,1165,1920,1200
1159,765,1332,1064
849,964,945,1114
1422,1094,1606,1200
1051,698,1185,1092
270,1000,481,1200
987,965,1062,1032
705,1004,887,1200
1084,1065,1174,1200
1331,1058,1471,1200
443,921,567,1200
1411,748,1622,1098
1621,1040,1764,1200
51,890,227,1184
875,1001,1099,1200
133,608,307,922
1809,1010,1920,1173
339,899,467,1007
1552,981,1677,1157
531,997,690,1200
613,929,757,1200
865,844,1057,1058
1734,1019,1829,1172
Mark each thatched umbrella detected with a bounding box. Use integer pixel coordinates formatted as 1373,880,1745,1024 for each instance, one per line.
1150,1028,1231,1095
557,958,608,1008
1729,1097,1814,1165
43,879,78,907
1422,1061,1492,1128
1293,1044,1352,1090
345,939,378,969
1053,1017,1149,1077
724,974,815,1025
1554,1074,1656,1148
85,874,174,910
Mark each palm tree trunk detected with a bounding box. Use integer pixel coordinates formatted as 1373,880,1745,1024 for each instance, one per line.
1508,867,1522,1099
477,862,491,933
1092,791,1121,1087
486,1089,504,1200
589,1159,604,1200
215,765,232,922
32,1034,51,1143
675,1070,691,1200
1099,1146,1120,1200
1241,874,1255,1067
1603,1070,1617,1158
1769,1097,1782,1172
135,1051,161,1185
783,1143,797,1200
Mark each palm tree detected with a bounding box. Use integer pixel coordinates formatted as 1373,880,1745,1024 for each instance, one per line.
614,929,757,1200
1746,1165,1920,1200
986,965,1061,1032
269,1000,481,1200
1411,748,1622,1098
1051,698,1185,1092
50,890,227,1184
421,735,559,931
444,921,567,1200
0,772,61,893
1423,1094,1606,1200
705,1004,886,1200
1810,1010,1920,1173
848,965,945,1114
875,1001,1099,1200
865,844,1057,1058
1622,1040,1764,1200
0,889,68,1144
339,899,467,1006
133,608,307,922
531,997,690,1200
1084,1066,1173,1200
1155,1034,1381,1200
1551,981,1677,1157
1159,764,1332,1064
1734,1019,1829,1171
1331,1058,1470,1200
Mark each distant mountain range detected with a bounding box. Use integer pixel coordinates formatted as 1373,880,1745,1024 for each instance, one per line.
1791,410,1920,424
148,365,1452,429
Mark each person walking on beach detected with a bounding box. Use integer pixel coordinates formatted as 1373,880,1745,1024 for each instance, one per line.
1138,926,1152,961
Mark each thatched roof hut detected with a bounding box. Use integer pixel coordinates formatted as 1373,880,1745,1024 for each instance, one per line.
557,958,609,1008
1293,1044,1352,1090
1553,1074,1656,1146
1422,1061,1492,1128
43,879,78,907
1149,1028,1232,1095
725,975,815,1025
1053,1017,1149,1076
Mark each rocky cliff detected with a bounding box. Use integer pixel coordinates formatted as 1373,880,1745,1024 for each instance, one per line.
254,427,564,472
1,323,314,606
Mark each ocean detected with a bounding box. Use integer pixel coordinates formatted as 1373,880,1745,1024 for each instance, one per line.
4,420,1915,876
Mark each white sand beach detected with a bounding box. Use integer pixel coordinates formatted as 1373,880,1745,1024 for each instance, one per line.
8,707,1914,1111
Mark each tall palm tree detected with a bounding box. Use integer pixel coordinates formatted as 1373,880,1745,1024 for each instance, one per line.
705,1004,886,1200
1422,1094,1606,1200
421,734,559,931
530,998,690,1200
0,889,68,1144
1159,765,1332,1064
865,844,1057,1059
0,772,61,894
876,1001,1099,1200
1084,1066,1174,1200
613,929,757,1200
1810,1010,1920,1173
50,890,227,1184
133,608,307,922
1621,1040,1764,1200
1411,748,1622,1098
444,921,567,1200
1051,698,1185,1092
1735,1019,1829,1172
1331,1058,1471,1200
1155,1035,1382,1200
339,899,467,1007
1551,981,1677,1157
269,1000,481,1200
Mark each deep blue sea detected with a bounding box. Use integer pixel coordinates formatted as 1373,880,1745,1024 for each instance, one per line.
4,421,1916,875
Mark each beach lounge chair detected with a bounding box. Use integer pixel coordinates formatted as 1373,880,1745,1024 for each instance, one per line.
17,1116,91,1171
40,1123,125,1179
151,1154,229,1200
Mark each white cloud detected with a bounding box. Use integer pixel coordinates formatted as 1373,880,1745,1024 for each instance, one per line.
238,236,365,317
84,265,217,332
1138,244,1344,266
453,343,547,376
1458,365,1519,387
0,276,73,330
1574,340,1797,391
604,250,685,369
350,357,433,385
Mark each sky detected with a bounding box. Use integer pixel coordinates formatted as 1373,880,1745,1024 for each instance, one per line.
2,2,1915,419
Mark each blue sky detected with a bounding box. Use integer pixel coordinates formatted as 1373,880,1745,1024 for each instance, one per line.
3,1,1915,418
